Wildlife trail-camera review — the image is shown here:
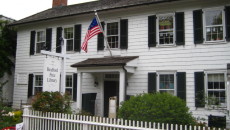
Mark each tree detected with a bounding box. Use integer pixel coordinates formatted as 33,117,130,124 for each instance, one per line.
118,93,196,125
0,20,17,78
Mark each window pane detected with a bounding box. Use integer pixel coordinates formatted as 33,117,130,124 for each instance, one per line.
65,88,72,97
107,22,118,35
66,40,73,51
159,15,174,44
159,15,173,30
34,87,43,95
66,75,72,87
207,73,226,106
36,42,45,53
108,36,119,48
37,31,45,42
159,74,174,89
64,27,73,39
35,75,43,86
206,10,222,26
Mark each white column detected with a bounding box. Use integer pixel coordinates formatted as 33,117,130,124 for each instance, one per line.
77,72,82,112
119,70,126,106
60,39,66,93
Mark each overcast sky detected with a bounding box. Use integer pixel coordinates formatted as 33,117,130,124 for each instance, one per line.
0,0,96,20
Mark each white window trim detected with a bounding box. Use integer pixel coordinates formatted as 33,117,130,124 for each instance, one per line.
33,73,43,95
105,20,120,50
204,70,227,108
203,7,226,44
156,13,176,47
156,71,177,96
63,26,75,53
35,30,46,55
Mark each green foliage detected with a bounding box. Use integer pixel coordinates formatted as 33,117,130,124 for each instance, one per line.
0,103,23,129
118,93,196,125
32,91,71,113
0,20,17,78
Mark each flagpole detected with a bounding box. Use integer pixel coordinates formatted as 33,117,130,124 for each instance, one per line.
94,10,113,57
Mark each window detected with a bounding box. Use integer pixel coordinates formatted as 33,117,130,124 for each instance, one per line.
206,73,226,106
107,22,119,48
64,27,74,51
65,75,73,99
204,9,224,41
36,31,45,53
159,74,175,95
158,73,176,95
158,14,174,45
34,75,43,95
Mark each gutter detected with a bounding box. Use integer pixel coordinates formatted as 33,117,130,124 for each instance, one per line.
10,0,179,26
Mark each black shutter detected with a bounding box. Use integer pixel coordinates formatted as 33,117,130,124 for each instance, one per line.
56,27,62,53
97,22,104,51
120,19,128,49
30,31,36,55
177,72,186,101
148,73,157,93
46,28,52,51
73,73,77,101
74,24,81,52
28,74,34,98
194,72,205,107
175,12,185,45
193,10,203,44
225,6,230,41
148,15,157,47
82,93,97,115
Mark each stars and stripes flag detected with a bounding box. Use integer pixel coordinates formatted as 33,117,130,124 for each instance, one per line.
81,17,103,52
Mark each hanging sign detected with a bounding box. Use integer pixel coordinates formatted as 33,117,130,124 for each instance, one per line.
43,57,61,92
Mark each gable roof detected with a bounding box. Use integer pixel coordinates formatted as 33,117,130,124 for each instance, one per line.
11,0,178,26
71,56,139,67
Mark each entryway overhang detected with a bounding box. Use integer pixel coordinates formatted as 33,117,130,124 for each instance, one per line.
71,56,139,113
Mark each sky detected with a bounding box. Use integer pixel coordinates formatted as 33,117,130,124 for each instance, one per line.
0,0,96,20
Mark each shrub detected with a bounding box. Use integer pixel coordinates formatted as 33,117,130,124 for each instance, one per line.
118,93,196,125
32,91,71,113
0,103,22,129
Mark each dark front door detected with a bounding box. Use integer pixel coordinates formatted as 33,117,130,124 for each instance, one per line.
104,81,119,117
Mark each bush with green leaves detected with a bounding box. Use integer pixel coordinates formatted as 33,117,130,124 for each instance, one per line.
32,91,71,113
118,93,196,125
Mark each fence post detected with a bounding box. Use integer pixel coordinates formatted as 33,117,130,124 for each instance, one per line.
22,105,32,130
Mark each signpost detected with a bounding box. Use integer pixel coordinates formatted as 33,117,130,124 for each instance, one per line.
41,39,70,93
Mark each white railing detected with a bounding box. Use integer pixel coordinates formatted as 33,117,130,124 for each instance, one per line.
23,109,227,130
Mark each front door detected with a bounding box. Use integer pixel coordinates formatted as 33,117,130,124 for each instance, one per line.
104,81,119,117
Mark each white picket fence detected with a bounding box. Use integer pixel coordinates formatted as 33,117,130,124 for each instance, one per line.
23,109,227,130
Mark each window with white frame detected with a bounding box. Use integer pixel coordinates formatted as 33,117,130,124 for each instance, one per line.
158,14,174,45
64,27,74,51
65,75,73,99
206,73,226,107
204,8,224,42
36,31,45,53
107,22,119,48
158,73,176,96
34,75,43,95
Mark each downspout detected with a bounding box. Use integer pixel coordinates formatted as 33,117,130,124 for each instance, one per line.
122,65,128,101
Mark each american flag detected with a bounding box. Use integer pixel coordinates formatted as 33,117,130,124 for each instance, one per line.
81,17,103,52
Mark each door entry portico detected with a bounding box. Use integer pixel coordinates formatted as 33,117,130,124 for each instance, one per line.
70,56,139,114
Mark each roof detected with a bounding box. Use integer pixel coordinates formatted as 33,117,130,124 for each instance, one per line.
11,0,178,26
71,56,139,67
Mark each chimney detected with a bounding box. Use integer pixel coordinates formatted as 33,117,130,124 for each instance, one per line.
53,0,67,8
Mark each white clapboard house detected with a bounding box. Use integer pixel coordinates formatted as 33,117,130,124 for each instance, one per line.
11,0,230,128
